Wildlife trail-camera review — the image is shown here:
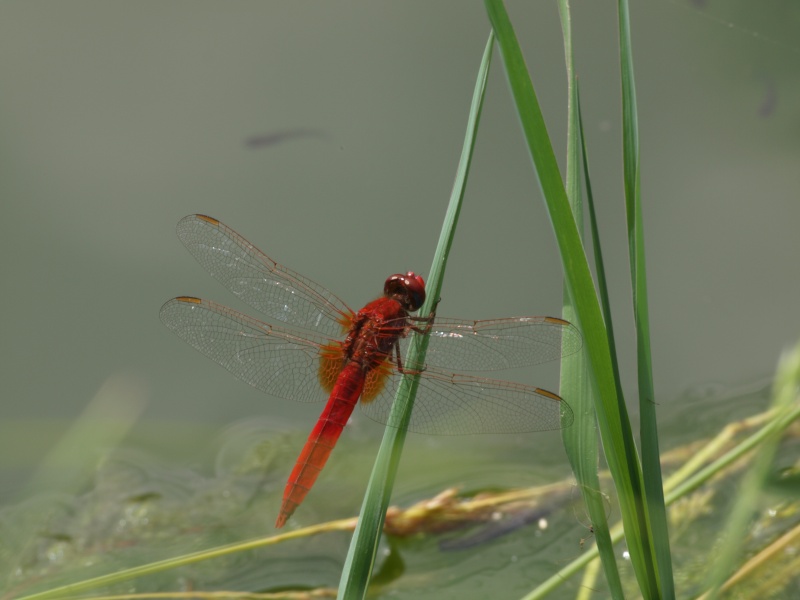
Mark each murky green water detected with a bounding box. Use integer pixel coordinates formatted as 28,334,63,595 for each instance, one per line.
3,377,798,598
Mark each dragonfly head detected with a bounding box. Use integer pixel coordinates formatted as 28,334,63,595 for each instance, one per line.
384,272,426,312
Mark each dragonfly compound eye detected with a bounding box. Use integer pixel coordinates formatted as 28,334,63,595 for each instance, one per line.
384,271,426,311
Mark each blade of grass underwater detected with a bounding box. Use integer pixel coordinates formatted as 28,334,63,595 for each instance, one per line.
483,1,661,596
555,0,623,596
534,398,800,599
337,33,494,599
617,0,674,594
13,523,348,600
701,345,800,599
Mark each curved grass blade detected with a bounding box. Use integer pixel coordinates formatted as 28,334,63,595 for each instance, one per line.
14,521,354,600
483,0,662,596
701,345,800,598
555,1,623,596
337,32,495,599
617,0,674,594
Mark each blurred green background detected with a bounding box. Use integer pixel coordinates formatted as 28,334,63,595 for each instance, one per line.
1,0,798,505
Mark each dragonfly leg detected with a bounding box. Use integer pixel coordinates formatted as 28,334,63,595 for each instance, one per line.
393,341,426,376
408,297,440,335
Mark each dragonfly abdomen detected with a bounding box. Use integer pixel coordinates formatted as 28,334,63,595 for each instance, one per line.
276,362,366,528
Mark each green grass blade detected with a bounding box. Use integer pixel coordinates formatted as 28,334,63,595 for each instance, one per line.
575,93,627,597
14,526,332,600
483,0,661,596
702,345,800,598
617,0,675,595
555,0,623,596
579,96,622,391
337,33,494,599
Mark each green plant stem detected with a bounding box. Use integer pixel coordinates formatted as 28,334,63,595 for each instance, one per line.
556,0,623,596
483,0,661,596
336,32,494,599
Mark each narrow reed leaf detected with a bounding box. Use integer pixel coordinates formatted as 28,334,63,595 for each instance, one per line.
484,0,661,595
702,344,800,598
556,0,623,595
573,86,626,596
617,0,674,594
337,33,494,599
14,525,329,600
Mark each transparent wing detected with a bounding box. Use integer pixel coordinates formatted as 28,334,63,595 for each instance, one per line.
399,316,582,372
359,367,573,435
160,296,333,403
161,297,574,434
175,214,353,338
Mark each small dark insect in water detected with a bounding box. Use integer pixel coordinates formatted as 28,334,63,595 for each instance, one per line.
244,129,326,149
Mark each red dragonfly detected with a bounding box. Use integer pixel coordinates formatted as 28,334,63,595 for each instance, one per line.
160,214,581,528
